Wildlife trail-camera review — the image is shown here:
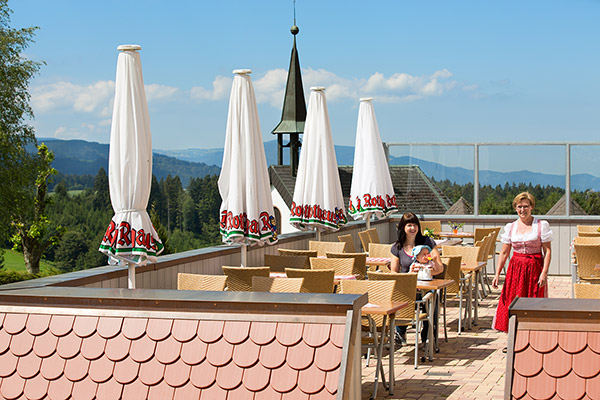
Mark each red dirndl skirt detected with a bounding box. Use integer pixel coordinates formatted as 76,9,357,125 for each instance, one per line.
493,252,546,332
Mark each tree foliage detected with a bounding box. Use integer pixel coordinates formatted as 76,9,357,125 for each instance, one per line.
0,1,44,241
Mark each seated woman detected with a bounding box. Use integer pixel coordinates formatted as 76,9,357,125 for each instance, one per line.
390,212,444,345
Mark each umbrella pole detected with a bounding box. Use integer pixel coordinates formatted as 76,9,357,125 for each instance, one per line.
316,227,322,241
241,243,247,267
127,262,136,289
366,212,372,230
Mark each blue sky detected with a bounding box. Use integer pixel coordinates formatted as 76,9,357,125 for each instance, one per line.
11,0,600,158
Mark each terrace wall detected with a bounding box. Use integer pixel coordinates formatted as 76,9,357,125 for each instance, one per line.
0,217,593,292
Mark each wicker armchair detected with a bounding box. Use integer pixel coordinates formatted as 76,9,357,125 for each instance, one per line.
574,283,600,299
439,255,469,336
337,234,356,253
366,228,380,244
573,244,600,283
325,252,367,279
264,254,309,272
222,266,270,291
310,257,355,277
177,273,227,291
420,221,442,237
251,276,304,293
368,243,393,258
285,268,335,293
358,230,372,253
277,249,318,260
367,271,432,368
309,240,347,257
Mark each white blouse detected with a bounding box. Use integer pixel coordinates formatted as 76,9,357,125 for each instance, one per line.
500,218,553,244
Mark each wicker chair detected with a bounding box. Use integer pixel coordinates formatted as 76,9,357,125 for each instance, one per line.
310,257,356,277
252,276,304,293
264,254,309,272
473,233,494,296
366,228,380,244
475,227,502,274
277,249,318,261
420,221,442,237
573,244,600,283
367,271,432,369
439,255,468,336
369,243,393,258
325,252,367,279
358,230,373,253
309,240,347,257
339,279,396,373
574,283,600,299
337,234,356,253
577,225,600,234
177,273,227,291
222,266,270,291
285,268,335,293
574,236,600,244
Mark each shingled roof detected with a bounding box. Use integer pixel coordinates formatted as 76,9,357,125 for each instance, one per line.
446,196,474,215
545,194,587,215
269,164,451,215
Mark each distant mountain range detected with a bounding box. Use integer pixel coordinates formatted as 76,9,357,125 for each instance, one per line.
39,138,600,191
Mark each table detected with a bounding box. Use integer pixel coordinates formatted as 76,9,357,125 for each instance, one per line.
438,231,475,239
417,279,454,353
362,301,408,399
460,261,487,327
435,238,463,247
366,257,391,270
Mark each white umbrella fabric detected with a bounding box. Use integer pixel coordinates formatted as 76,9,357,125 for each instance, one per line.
290,87,347,238
218,69,277,266
348,98,398,227
99,45,163,288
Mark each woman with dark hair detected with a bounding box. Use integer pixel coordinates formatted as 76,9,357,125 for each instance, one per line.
390,212,444,345
391,212,444,274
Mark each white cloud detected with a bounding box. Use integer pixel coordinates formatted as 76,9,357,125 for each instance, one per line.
145,84,180,102
32,81,115,114
190,76,232,101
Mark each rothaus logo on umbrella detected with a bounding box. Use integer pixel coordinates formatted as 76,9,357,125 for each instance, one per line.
102,220,162,255
348,193,398,216
289,202,347,228
220,210,278,241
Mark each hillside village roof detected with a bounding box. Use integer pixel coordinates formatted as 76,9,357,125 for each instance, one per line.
269,164,452,215
545,194,587,215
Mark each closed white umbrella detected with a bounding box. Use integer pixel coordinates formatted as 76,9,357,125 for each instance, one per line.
290,87,347,238
99,45,163,288
349,98,398,228
218,69,277,266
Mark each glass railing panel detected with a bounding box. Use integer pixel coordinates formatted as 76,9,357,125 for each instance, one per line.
570,144,600,216
478,145,565,215
387,144,474,215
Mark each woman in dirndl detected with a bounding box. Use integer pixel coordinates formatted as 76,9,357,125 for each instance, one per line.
492,192,552,333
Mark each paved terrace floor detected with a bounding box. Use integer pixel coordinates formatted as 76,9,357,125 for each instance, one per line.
360,276,571,399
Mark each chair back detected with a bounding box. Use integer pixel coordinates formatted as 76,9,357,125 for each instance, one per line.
474,233,494,262
366,228,380,244
277,249,319,259
358,230,372,253
474,227,497,243
573,244,600,281
309,240,347,257
285,268,335,293
577,225,600,234
310,257,355,276
421,221,442,237
441,245,482,266
177,273,227,291
252,276,304,293
325,252,367,279
369,243,393,258
574,283,600,299
339,279,395,328
574,236,600,245
337,234,356,253
440,255,462,294
222,266,270,291
264,254,309,272
367,272,417,321
578,232,600,237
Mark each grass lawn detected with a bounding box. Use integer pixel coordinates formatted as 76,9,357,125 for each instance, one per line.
2,248,57,273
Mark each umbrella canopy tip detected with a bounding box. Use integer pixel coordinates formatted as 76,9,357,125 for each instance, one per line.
310,86,325,92
360,97,373,102
117,44,141,52
233,69,252,75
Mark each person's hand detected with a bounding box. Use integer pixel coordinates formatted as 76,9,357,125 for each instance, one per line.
492,275,500,289
538,273,547,288
410,264,421,273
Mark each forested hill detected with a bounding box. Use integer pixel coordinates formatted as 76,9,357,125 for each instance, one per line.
37,138,220,186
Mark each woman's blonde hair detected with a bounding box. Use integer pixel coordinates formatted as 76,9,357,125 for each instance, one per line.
512,192,535,209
